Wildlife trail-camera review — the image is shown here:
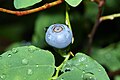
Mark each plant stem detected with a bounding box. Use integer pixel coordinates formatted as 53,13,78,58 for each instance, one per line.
87,6,103,55
65,4,72,30
100,13,120,21
0,0,64,16
52,52,72,79
65,4,74,43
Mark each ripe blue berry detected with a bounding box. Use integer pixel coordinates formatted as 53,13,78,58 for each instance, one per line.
45,24,73,49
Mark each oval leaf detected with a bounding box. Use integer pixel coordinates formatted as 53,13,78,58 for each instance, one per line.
0,46,55,80
57,53,110,80
14,0,42,9
92,43,120,71
65,0,82,7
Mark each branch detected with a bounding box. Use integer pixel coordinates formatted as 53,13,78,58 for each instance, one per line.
0,0,64,16
52,52,72,79
87,0,105,54
100,13,120,21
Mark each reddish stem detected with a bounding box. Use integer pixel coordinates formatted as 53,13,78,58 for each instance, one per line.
87,0,105,54
0,0,64,16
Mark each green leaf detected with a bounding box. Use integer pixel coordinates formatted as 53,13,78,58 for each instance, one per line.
0,46,55,80
14,0,42,9
32,7,65,48
84,1,98,22
65,0,82,7
57,53,110,80
57,67,83,80
115,76,120,80
92,43,120,71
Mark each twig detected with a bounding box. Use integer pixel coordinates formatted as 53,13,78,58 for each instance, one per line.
52,52,72,79
87,0,105,54
100,13,120,21
65,4,74,44
0,0,64,16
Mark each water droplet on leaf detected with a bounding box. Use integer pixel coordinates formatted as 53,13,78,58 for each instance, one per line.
12,48,18,54
85,65,88,67
61,78,64,80
98,67,102,72
22,59,28,65
98,69,101,72
28,46,38,53
65,68,71,72
83,72,96,80
28,48,34,53
8,54,12,57
0,74,6,79
78,57,86,62
82,71,85,73
28,69,33,75
36,64,39,67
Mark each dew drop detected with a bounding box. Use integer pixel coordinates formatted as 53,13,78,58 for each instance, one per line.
61,78,64,80
82,71,85,74
28,69,33,75
85,65,88,67
0,74,6,79
78,57,86,62
83,72,96,80
98,69,101,72
22,59,28,65
98,67,102,72
36,64,39,67
12,48,18,54
28,46,38,53
28,48,34,53
8,54,12,57
65,68,71,72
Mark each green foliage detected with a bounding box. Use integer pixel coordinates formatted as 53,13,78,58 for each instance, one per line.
115,76,120,80
0,46,55,80
57,53,110,80
0,46,110,80
1,0,119,79
92,43,120,71
65,0,82,7
84,1,98,22
14,0,42,9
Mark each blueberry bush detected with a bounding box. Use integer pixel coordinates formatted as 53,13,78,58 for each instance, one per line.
0,0,120,80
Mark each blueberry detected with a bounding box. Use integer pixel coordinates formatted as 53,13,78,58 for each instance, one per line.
45,24,73,49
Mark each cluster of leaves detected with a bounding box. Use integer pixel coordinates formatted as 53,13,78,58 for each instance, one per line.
0,0,120,80
0,46,109,80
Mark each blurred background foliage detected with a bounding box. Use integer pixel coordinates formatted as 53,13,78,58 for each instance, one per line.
0,0,120,80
